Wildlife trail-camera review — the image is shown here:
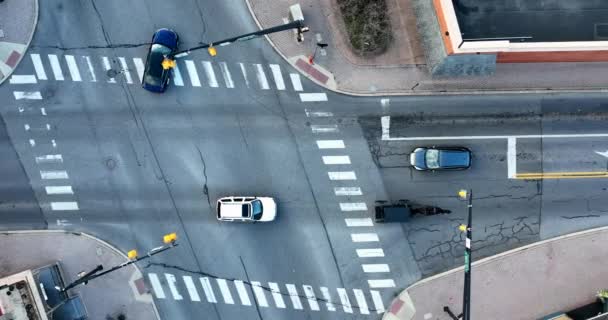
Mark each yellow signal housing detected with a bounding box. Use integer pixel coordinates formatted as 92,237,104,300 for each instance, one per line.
128,250,138,260
208,46,217,57
163,233,177,244
458,189,468,200
162,58,176,70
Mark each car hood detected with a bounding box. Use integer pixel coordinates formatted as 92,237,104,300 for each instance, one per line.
258,197,277,222
439,150,470,167
410,150,427,169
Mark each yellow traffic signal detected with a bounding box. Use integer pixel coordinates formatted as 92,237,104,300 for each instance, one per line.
162,58,176,70
458,189,468,200
459,224,467,232
128,250,138,260
163,233,177,244
208,46,217,57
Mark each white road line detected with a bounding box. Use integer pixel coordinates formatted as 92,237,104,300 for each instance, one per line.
345,218,374,227
268,282,286,308
317,140,345,149
370,290,385,313
254,64,270,89
200,277,217,303
35,154,63,164
216,279,234,304
239,63,249,87
24,124,30,131
305,110,333,117
51,139,57,148
386,133,608,141
356,248,385,258
340,202,368,211
14,91,42,100
31,54,47,80
353,289,369,314
183,276,201,302
10,75,37,84
172,63,184,86
29,139,36,147
368,279,396,288
337,288,353,313
269,64,285,90
508,137,517,179
311,124,338,133
289,73,303,91
184,60,201,87
83,56,97,82
328,171,357,180
118,57,133,84
64,55,82,81
165,273,183,300
351,233,379,242
48,54,64,81
322,155,351,165
218,62,234,88
285,284,303,309
234,280,252,306
133,57,145,83
303,285,320,311
102,56,116,83
202,61,219,88
300,93,328,102
40,170,69,180
147,273,165,299
251,281,269,307
45,186,74,195
381,98,390,108
335,187,362,196
362,264,390,273
320,287,336,311
40,107,47,115
381,116,391,140
50,202,79,211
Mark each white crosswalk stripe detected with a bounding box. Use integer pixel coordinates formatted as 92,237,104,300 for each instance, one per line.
182,276,201,302
202,61,219,88
340,202,368,211
172,63,184,86
10,75,37,84
311,124,338,133
345,218,374,227
48,55,64,81
290,73,303,91
216,278,235,304
50,202,79,211
300,93,328,102
45,186,73,195
370,290,385,313
83,56,97,82
317,140,345,149
337,288,353,313
234,280,252,306
302,285,320,311
328,171,357,180
362,264,390,273
31,54,47,80
353,289,369,314
118,57,133,84
40,170,69,180
147,273,165,299
357,248,385,257
184,60,201,87
102,56,116,83
285,284,303,309
335,187,362,196
133,58,145,83
250,281,269,307
322,156,351,165
254,63,270,89
200,277,217,303
218,62,234,88
13,91,42,100
351,233,379,242
165,273,183,300
268,282,286,308
239,62,250,87
269,64,285,90
368,279,396,288
320,287,336,311
64,55,82,81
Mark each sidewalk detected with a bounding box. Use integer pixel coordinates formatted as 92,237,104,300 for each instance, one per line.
383,226,608,320
0,230,159,320
0,0,38,85
245,0,608,95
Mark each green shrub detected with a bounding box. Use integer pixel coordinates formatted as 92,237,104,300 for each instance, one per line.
337,0,393,55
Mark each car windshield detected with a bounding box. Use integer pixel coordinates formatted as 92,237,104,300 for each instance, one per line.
425,149,440,169
252,200,263,220
144,44,172,85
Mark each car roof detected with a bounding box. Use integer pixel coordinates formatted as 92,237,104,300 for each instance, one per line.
153,28,178,48
220,202,250,218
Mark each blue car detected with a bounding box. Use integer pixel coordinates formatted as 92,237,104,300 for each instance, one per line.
142,28,179,93
410,146,471,171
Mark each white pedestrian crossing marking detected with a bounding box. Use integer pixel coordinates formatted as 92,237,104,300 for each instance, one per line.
254,64,270,89
83,56,97,82
29,139,36,147
48,54,64,81
335,187,362,196
362,264,390,273
250,281,269,307
268,282,286,308
45,186,74,195
345,218,374,227
148,273,165,299
300,93,328,102
285,284,303,309
340,202,368,211
165,273,183,300
64,55,82,82
269,64,285,90
368,279,396,288
133,58,145,83
10,75,37,84
337,288,353,313
370,290,385,313
218,62,234,88
289,73,303,91
320,287,336,311
184,60,201,87
351,233,379,242
317,140,345,149
239,63,250,87
311,124,338,133
35,154,63,164
102,57,116,83
14,91,42,100
353,289,370,314
322,156,351,165
234,280,252,306
305,110,333,117
216,278,235,304
183,276,201,302
50,202,79,211
302,285,320,311
172,63,184,86
356,248,385,258
118,57,133,84
31,54,47,80
328,171,357,180
40,170,69,180
202,61,219,88
200,277,217,303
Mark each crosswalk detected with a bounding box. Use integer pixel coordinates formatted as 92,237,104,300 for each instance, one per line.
19,53,306,92
146,272,385,315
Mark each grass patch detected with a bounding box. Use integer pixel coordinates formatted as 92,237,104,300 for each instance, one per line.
337,0,393,56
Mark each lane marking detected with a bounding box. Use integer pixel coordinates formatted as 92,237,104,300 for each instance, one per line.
234,280,252,306
289,73,303,91
24,124,30,131
356,248,385,258
345,218,374,227
381,116,391,140
370,290,385,313
317,140,345,149
305,109,333,117
508,137,517,179
322,155,351,165
147,273,165,299
218,62,234,88
337,288,353,313
14,91,42,100
30,54,47,80
40,170,69,180
335,187,362,196
102,56,116,83
285,284,303,309
300,93,328,102
199,277,217,303
45,186,74,195
29,139,36,147
362,264,390,273
353,289,369,314
268,282,286,308
133,57,145,83
165,273,183,300
368,279,396,288
380,98,390,108
40,107,46,115
254,64,270,89
172,63,184,86
311,124,338,133
320,287,336,311
184,60,201,87
303,285,320,311
202,61,219,88
340,202,368,211
269,64,285,90
83,56,97,82
35,154,63,164
182,276,201,302
239,63,249,87
48,54,64,81
118,57,133,83
50,202,79,211
216,278,235,304
64,55,82,81
251,281,269,307
351,233,379,242
516,171,608,179
328,171,356,180
52,139,57,148
10,75,37,84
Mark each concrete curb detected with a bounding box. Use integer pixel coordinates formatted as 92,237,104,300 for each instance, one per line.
0,0,39,86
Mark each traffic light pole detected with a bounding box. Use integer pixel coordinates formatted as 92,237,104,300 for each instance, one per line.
462,189,473,320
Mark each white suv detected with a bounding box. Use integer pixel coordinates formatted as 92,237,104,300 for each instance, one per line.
216,196,277,222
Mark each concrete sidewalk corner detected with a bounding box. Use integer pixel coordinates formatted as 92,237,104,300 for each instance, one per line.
0,0,38,85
